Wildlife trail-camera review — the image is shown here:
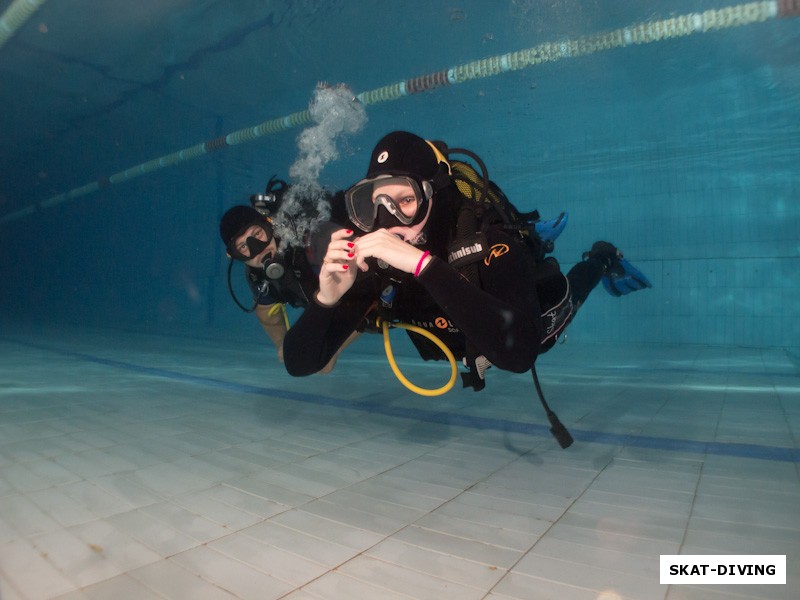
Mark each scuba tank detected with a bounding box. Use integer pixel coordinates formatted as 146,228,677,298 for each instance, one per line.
434,142,574,448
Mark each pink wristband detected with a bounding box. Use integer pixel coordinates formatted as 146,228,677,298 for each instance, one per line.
414,251,431,277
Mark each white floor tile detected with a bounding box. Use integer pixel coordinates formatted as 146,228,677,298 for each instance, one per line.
170,546,294,600
209,531,329,585
489,571,607,600
1,333,797,600
337,555,487,600
298,571,416,600
27,487,98,528
107,508,201,556
129,559,240,600
0,538,77,599
139,501,231,543
2,493,63,537
32,527,124,587
366,537,507,590
77,574,165,600
56,480,134,520
392,524,522,568
299,498,409,535
413,510,546,551
242,520,358,568
270,508,386,551
512,552,663,598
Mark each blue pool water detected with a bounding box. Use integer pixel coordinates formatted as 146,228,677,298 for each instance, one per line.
0,0,798,350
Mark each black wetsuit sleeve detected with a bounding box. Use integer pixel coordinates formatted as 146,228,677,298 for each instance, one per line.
417,247,542,373
284,231,543,376
283,284,373,376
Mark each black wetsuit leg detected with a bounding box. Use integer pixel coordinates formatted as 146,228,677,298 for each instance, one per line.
566,258,606,307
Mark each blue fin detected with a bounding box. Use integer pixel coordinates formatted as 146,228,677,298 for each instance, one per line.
534,212,568,243
602,258,652,297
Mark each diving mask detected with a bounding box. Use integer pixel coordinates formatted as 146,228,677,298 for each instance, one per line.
229,223,274,261
345,175,433,232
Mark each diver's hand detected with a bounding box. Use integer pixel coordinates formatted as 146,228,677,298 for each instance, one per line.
353,229,431,274
316,229,356,306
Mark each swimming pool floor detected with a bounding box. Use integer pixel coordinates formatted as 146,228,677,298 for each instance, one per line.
1,327,798,600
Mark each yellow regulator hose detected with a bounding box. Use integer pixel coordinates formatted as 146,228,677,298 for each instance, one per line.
267,302,290,329
380,320,458,397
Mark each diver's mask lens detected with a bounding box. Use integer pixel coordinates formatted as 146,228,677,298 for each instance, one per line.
345,175,430,232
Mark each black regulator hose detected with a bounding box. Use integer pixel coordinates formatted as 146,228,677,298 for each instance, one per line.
226,258,259,313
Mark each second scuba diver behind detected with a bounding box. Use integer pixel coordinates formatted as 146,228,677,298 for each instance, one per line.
282,131,651,392
219,177,356,370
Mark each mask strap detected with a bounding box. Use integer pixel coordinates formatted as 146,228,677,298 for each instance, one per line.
425,140,451,174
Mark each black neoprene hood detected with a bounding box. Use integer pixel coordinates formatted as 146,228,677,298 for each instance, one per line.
365,131,441,181
219,205,265,247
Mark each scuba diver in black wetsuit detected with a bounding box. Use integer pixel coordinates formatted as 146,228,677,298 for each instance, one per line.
219,176,356,370
282,131,652,445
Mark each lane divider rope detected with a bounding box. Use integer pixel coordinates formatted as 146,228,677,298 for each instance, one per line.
2,1,797,225
0,0,47,49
